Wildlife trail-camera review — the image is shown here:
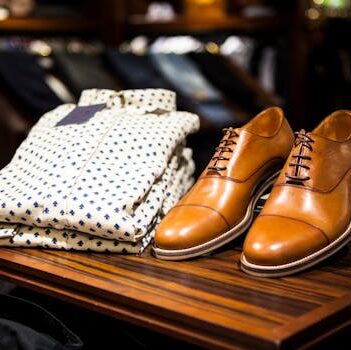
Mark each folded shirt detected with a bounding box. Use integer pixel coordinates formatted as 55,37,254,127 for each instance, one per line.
0,145,194,253
0,88,199,251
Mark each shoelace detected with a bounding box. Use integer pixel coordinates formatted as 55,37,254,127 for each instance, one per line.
208,127,239,172
285,129,315,184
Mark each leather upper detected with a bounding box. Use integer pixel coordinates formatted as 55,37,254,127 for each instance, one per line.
244,110,351,266
155,107,295,250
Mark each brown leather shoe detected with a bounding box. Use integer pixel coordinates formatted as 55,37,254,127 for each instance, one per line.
153,107,294,260
241,110,351,277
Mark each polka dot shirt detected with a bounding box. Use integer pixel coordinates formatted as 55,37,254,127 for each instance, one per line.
0,89,199,253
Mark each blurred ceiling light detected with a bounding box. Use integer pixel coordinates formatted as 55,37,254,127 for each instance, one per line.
313,0,325,5
129,36,148,55
67,41,84,53
0,7,10,21
306,7,320,19
29,40,52,57
205,42,219,54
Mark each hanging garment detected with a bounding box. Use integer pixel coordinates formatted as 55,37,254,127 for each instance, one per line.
0,92,31,169
104,50,194,112
189,52,260,113
258,47,277,94
150,52,222,102
104,49,235,128
0,50,62,117
104,49,171,90
54,51,120,98
0,89,199,253
150,53,235,127
220,36,256,71
190,52,280,113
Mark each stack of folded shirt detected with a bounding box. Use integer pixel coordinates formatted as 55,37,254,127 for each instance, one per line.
0,88,199,254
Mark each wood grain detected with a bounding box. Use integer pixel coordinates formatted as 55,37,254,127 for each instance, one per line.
0,18,98,33
127,15,291,36
0,244,349,350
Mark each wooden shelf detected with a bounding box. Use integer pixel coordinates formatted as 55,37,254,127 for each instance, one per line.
0,246,349,349
0,18,99,33
128,15,291,35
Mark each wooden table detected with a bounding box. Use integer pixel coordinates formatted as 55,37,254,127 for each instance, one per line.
0,244,350,350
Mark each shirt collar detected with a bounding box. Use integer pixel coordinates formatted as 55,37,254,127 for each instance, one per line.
78,88,176,114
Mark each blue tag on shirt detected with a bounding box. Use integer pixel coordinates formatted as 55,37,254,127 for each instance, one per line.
56,103,106,126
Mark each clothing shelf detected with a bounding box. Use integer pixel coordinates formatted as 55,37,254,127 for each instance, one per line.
0,18,98,33
127,15,291,35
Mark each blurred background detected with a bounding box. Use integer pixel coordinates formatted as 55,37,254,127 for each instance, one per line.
0,0,350,174
0,2,350,348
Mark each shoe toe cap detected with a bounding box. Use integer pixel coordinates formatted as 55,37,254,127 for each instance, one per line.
155,205,229,251
243,216,329,266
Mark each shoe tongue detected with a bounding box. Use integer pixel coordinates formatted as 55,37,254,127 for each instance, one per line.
313,110,351,142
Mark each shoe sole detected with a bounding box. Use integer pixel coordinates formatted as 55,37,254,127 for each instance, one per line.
152,171,280,261
240,219,351,278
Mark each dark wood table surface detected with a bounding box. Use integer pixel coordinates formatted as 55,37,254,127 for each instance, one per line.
0,243,350,350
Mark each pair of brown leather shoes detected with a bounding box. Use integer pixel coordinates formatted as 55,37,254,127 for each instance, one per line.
152,107,351,277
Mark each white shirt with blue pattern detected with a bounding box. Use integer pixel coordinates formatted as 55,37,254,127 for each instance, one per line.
0,89,199,253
